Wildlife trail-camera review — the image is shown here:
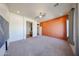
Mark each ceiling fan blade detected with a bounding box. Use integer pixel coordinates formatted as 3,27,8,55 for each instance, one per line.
34,16,40,19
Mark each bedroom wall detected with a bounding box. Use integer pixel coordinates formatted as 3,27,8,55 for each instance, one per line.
40,15,67,40
0,4,9,56
8,13,37,42
8,13,24,42
0,3,37,55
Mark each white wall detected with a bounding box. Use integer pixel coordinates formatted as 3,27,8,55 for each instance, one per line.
9,13,37,42
0,4,9,56
0,3,37,55
9,13,24,42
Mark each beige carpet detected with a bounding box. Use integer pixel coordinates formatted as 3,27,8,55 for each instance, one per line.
6,36,74,56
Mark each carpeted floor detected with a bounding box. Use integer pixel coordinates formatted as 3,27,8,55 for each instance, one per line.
5,36,74,56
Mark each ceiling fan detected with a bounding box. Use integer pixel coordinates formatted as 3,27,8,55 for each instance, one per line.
34,12,46,20
34,3,59,20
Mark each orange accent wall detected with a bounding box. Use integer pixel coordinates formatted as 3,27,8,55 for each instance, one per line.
40,15,67,40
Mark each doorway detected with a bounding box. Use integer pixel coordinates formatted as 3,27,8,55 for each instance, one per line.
68,8,75,45
26,21,32,38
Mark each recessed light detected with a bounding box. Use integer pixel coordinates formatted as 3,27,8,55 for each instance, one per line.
17,11,20,14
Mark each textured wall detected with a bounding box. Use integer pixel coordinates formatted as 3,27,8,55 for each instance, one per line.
40,15,67,40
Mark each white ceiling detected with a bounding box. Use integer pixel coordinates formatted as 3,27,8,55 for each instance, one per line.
6,3,75,22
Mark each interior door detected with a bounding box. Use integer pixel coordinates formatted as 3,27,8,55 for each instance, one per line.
26,21,32,38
